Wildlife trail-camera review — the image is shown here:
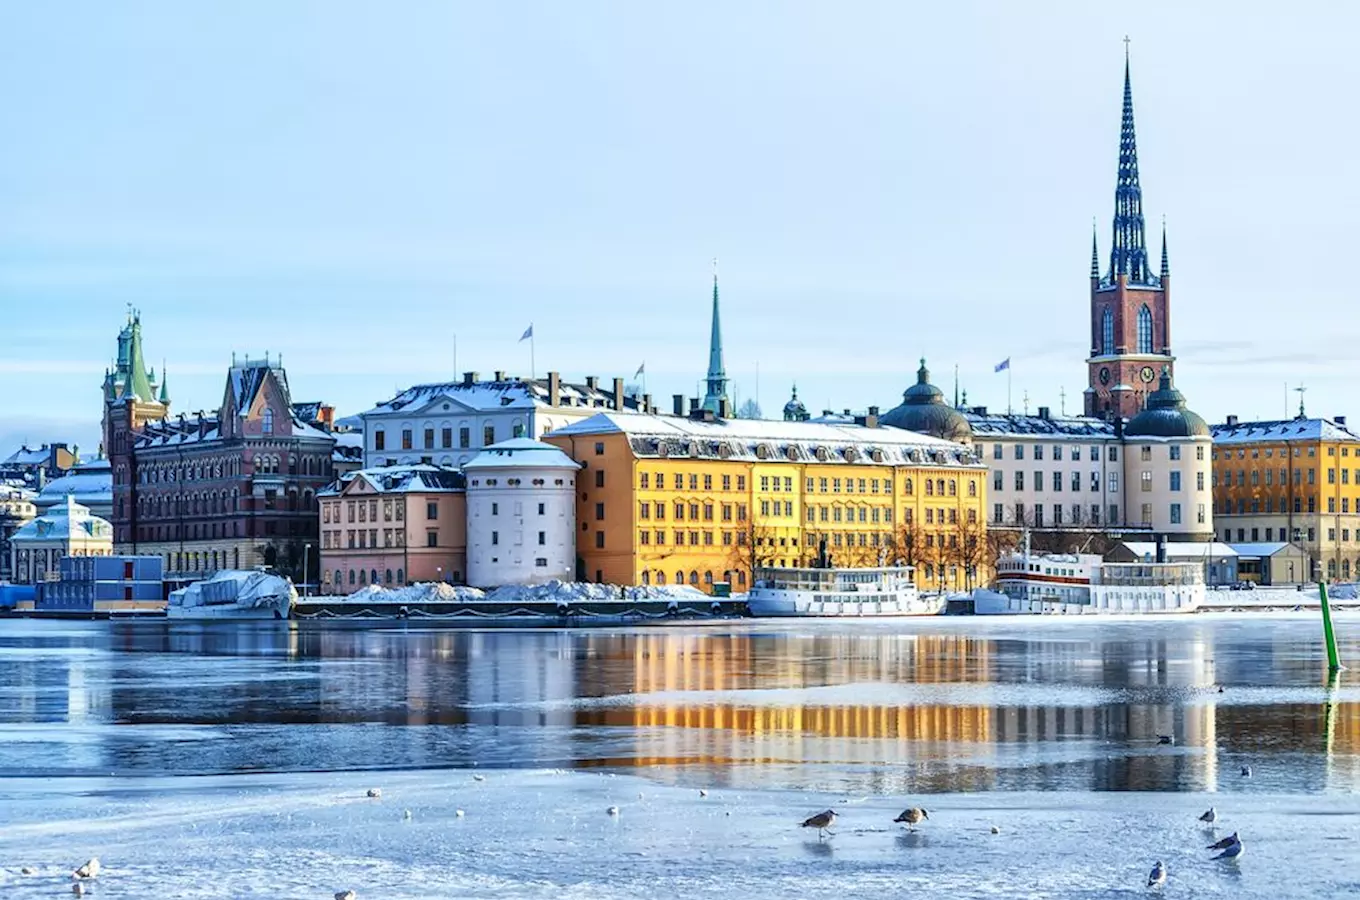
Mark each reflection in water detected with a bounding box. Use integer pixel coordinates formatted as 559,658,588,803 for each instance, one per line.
1,619,1359,792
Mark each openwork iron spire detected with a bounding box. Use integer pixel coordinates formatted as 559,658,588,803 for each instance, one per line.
1108,40,1153,284
1090,219,1100,279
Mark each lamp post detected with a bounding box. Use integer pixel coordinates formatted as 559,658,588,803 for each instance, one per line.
302,543,312,596
436,566,443,584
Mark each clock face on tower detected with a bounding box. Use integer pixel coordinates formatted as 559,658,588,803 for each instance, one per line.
1140,366,1156,384
1099,366,1111,385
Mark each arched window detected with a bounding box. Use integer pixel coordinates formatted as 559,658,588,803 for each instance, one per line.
333,570,342,592
370,569,378,585
1137,305,1153,353
641,570,651,585
704,571,713,584
1101,309,1114,355
358,569,367,585
385,569,393,584
676,570,684,585
904,478,913,496
657,571,666,585
396,568,404,584
689,570,698,585
349,569,356,585
262,407,274,434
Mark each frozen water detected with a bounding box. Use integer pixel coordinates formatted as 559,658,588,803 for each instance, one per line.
1,615,1359,898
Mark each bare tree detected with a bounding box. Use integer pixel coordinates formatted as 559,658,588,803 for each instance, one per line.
956,515,988,590
728,518,782,589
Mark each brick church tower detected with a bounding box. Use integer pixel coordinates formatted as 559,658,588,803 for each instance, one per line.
1085,48,1172,420
102,311,169,547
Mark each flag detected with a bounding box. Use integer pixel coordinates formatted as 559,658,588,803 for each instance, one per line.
634,362,645,378
994,358,1010,373
519,324,533,342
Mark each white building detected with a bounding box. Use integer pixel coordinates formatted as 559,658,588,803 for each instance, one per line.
358,371,641,470
9,495,114,585
464,438,580,587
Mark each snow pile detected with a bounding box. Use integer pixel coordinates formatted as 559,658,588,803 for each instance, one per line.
330,580,711,605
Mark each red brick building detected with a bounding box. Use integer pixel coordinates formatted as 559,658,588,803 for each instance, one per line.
1085,51,1173,420
103,316,335,580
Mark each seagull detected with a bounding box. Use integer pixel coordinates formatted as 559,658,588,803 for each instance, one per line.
472,774,486,782
893,807,930,831
335,891,358,900
21,867,36,875
1218,686,1225,693
402,809,412,820
1241,765,1252,777
801,809,838,838
1147,860,1167,888
72,858,100,879
990,825,1000,834
1157,735,1175,746
699,789,708,798
1207,832,1239,851
607,805,620,817
1198,806,1217,824
455,809,466,818
365,788,382,799
1213,836,1245,861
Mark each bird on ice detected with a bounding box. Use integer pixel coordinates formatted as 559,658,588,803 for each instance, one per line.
72,858,100,879
893,808,930,830
402,809,412,820
990,825,1000,834
1241,765,1253,777
472,774,486,782
699,789,708,798
801,809,838,838
455,809,466,818
20,867,36,875
1207,832,1239,851
607,806,620,817
1213,836,1245,861
335,891,358,900
1198,806,1217,824
1147,860,1167,888
1157,735,1175,746
365,788,382,799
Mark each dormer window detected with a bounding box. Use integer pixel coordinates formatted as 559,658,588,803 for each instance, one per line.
262,408,274,434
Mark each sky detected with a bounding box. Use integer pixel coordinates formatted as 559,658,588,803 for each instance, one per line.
3,2,1359,456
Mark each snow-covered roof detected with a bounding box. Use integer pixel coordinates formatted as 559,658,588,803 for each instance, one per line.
36,467,113,507
1226,542,1298,558
319,464,465,497
546,412,981,468
10,495,111,543
1211,416,1360,445
360,376,638,418
1118,541,1238,560
133,411,331,449
464,438,580,471
2,446,51,466
965,411,1116,439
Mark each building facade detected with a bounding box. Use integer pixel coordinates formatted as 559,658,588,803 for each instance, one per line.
9,496,114,585
1210,413,1360,581
545,410,988,593
358,371,640,470
0,443,79,490
0,486,37,582
318,465,466,594
1085,50,1174,420
465,438,579,587
102,317,336,580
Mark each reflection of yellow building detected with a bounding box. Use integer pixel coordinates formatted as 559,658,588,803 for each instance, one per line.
547,412,986,591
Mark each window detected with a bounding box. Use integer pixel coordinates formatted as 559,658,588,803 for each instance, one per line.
491,502,499,515
441,427,452,448
491,530,499,545
1170,503,1182,525
426,502,438,520
1169,445,1181,461
1196,471,1204,491
1101,308,1114,355
595,502,605,520
595,470,605,488
722,474,732,491
1141,446,1152,462
484,425,495,446
426,531,438,547
1141,503,1153,525
1196,504,1205,524
595,531,604,548
1196,445,1204,461
1034,445,1044,461
1014,444,1025,460
1015,471,1024,490
374,430,385,451
993,444,1003,460
262,407,274,434
594,442,604,456
424,428,435,449
1108,473,1119,492
1170,471,1181,491
1108,446,1118,462
459,427,470,448
993,471,1003,491
1090,471,1100,492
1137,304,1153,353
1052,471,1062,491
1071,471,1081,492
402,429,413,450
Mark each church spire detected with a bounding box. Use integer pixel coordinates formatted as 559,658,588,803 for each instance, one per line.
1108,38,1152,284
1090,219,1100,279
1160,217,1170,277
701,259,729,414
158,363,170,404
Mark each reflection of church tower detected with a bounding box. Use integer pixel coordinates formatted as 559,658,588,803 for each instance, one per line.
102,310,168,547
1085,45,1173,420
701,263,729,415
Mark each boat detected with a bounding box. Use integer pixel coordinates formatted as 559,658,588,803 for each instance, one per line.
746,566,945,617
166,570,296,620
973,538,1205,616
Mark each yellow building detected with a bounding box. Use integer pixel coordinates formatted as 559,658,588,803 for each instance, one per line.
1211,415,1360,581
545,410,987,592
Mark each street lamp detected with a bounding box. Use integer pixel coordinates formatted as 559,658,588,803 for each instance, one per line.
302,543,312,596
436,566,443,585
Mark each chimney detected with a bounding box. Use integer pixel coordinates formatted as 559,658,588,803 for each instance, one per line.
463,371,479,386
690,397,700,413
843,408,851,416
718,397,732,418
1038,406,1050,420
585,375,599,391
642,393,652,414
689,407,716,423
1155,534,1167,564
1114,416,1124,438
613,377,625,411
493,370,506,382
547,371,561,407
971,406,988,415
863,406,880,429
1337,415,1348,426
1225,414,1238,427
673,394,685,416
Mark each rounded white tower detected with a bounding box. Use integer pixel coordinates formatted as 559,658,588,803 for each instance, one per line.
464,438,579,588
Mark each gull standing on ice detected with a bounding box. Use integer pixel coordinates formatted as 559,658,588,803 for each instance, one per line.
893,808,929,831
1207,832,1239,851
1147,860,1167,888
472,774,486,782
335,891,358,900
1241,765,1253,777
607,806,620,817
1198,806,1217,824
1213,835,1245,861
72,858,100,879
801,809,837,838
365,788,382,799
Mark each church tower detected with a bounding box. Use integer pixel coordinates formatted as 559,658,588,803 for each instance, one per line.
102,310,168,547
701,262,730,415
1085,45,1173,420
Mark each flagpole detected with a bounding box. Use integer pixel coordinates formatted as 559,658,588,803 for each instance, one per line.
1008,366,1012,416
530,328,536,380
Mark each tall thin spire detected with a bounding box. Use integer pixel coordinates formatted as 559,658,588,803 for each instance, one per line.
701,258,729,414
1108,38,1152,284
1160,216,1170,277
1090,218,1100,279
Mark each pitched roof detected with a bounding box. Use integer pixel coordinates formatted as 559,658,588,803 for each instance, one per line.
319,464,465,497
361,377,638,418
1210,417,1360,445
964,411,1116,439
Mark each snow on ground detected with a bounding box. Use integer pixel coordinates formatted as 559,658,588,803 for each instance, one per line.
330,580,710,604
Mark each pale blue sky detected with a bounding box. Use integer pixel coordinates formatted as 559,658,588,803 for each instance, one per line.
3,2,1358,454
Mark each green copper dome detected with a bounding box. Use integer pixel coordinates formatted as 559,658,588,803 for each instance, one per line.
881,358,972,443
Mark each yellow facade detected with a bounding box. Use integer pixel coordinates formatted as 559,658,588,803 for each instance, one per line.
547,414,987,592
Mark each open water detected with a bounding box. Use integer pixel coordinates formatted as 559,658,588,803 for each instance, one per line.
1,614,1358,898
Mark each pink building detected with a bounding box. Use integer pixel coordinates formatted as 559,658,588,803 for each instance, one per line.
318,465,466,594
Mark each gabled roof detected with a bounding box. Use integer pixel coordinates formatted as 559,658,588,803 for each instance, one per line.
319,464,465,497
361,377,638,418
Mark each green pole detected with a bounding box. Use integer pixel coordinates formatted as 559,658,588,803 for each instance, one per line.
1319,581,1342,673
